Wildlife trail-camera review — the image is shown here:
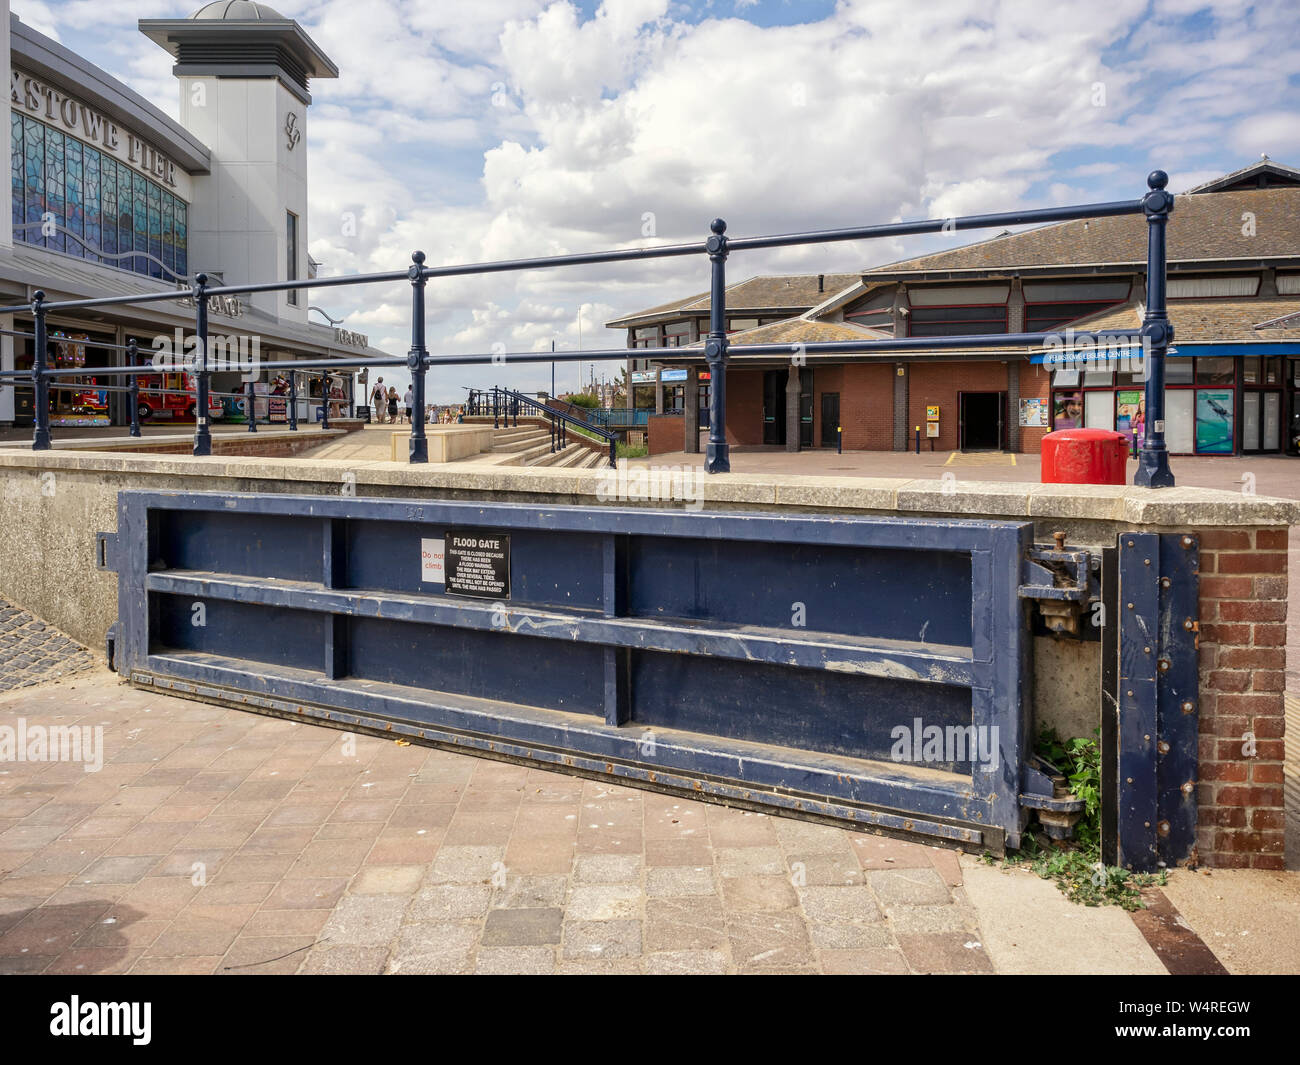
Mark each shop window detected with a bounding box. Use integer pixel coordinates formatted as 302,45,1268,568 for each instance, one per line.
664,321,691,347
1084,390,1114,430
1195,389,1234,453
1165,390,1195,453
1166,357,1194,384
1051,369,1080,388
632,326,659,349
1082,370,1113,387
1053,391,1082,429
1195,357,1235,385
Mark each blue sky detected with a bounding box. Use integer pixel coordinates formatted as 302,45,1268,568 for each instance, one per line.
15,0,1300,400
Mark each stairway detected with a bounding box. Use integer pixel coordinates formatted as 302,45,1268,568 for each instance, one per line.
472,420,609,469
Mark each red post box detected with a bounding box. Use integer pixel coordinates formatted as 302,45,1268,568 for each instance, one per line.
1040,428,1129,485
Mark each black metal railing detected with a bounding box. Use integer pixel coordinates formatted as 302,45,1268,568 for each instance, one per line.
466,386,617,468
0,171,1175,484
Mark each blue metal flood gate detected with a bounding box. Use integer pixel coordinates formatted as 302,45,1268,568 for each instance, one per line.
96,489,1191,859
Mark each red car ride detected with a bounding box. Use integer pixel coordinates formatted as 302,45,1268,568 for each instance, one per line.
135,371,224,422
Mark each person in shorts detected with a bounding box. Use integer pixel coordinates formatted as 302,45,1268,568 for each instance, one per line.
403,386,413,424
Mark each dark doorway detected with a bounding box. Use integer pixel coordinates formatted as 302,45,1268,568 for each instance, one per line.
820,392,840,447
762,370,785,445
959,391,1005,451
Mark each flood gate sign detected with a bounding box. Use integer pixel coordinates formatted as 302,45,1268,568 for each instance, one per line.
445,531,510,599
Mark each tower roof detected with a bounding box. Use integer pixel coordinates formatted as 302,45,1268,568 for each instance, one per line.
140,4,338,104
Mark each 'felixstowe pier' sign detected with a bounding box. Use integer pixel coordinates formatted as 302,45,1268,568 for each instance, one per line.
11,69,180,189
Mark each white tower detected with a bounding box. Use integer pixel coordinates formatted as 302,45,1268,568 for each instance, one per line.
140,1,337,322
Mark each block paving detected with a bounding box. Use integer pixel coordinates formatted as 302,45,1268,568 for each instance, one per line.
0,672,993,974
0,599,95,691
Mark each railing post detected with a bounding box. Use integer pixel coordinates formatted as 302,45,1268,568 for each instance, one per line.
1135,170,1175,488
30,290,50,451
321,372,331,430
705,218,730,474
408,251,429,463
493,386,499,429
192,273,212,457
127,337,141,438
608,437,616,470
246,379,257,432
288,370,298,430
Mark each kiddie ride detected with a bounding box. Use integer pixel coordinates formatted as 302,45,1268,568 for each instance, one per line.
135,371,224,422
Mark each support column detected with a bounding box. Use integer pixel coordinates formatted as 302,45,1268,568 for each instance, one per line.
408,251,429,463
892,363,908,451
654,366,664,414
1006,360,1020,453
683,365,699,454
785,362,800,452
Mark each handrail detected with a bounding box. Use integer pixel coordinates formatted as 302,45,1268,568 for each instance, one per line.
474,386,616,469
1,169,1177,485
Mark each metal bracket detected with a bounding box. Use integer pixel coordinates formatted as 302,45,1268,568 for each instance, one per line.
1020,754,1086,840
95,531,118,573
1018,531,1100,637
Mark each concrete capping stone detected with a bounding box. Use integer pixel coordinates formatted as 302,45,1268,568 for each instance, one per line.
0,450,1294,527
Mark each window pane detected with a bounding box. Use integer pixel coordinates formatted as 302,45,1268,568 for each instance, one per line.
11,112,22,230
1084,390,1114,430
174,199,187,278
1052,369,1080,387
1264,357,1281,385
44,128,64,253
162,193,174,275
23,118,44,244
1241,356,1261,385
65,138,83,257
1195,356,1234,385
1263,392,1280,450
147,182,161,278
1052,391,1082,429
83,148,100,264
1195,389,1234,453
132,172,147,275
1165,357,1193,384
1242,391,1260,450
1082,371,1113,387
1165,389,1195,453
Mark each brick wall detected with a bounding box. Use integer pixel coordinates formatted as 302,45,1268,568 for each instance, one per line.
724,370,764,446
836,363,895,451
647,414,685,456
908,361,1008,452
1195,527,1288,868
1018,362,1052,455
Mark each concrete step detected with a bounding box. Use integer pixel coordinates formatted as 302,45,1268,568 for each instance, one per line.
549,444,593,468
491,430,552,453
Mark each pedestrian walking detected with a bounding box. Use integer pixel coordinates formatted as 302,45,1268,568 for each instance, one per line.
387,386,399,424
403,386,413,424
370,376,386,423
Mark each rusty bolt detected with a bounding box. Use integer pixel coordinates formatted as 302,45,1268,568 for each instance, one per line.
1144,558,1151,566
1181,700,1195,714
1181,781,1194,796
1144,733,1151,741
1183,618,1195,630
1157,820,1171,837
1144,645,1151,654
1181,535,1194,549
1053,531,1067,550
1126,602,1134,610
1160,576,1171,588
1127,540,1135,547
1158,740,1170,755
1158,658,1171,672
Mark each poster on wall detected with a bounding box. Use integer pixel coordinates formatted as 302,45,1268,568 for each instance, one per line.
1018,398,1048,428
1195,389,1234,453
1116,390,1145,453
1052,392,1082,430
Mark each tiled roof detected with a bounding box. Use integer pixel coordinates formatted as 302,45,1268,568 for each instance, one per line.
1064,298,1300,343
605,273,858,328
866,187,1300,275
723,317,890,346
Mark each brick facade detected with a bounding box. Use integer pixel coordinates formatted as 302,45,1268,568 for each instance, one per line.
1195,527,1288,868
908,360,1008,452
647,413,685,456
